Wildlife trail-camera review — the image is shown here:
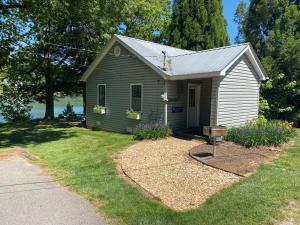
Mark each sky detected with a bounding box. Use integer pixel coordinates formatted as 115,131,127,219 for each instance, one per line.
222,0,249,43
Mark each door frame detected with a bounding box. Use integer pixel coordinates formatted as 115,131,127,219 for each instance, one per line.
187,83,201,128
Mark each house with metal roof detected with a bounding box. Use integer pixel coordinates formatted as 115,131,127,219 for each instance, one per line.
81,35,268,132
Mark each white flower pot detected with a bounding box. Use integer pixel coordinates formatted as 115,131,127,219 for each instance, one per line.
100,108,106,115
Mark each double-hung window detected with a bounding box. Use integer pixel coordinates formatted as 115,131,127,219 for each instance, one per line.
130,84,142,112
97,84,106,106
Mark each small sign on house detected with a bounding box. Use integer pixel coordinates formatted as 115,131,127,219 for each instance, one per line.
172,107,184,113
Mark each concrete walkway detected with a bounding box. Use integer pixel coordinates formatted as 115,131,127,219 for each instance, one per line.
0,156,107,225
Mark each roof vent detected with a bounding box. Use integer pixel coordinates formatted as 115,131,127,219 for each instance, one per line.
114,46,121,57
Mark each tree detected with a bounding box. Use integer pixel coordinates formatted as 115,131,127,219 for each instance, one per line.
168,0,229,50
235,0,300,123
0,80,32,122
1,0,171,120
233,0,247,43
120,0,171,41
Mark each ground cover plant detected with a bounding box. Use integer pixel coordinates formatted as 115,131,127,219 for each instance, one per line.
132,121,173,140
225,117,296,148
0,121,300,225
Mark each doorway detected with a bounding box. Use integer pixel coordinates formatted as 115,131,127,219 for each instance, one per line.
187,83,201,128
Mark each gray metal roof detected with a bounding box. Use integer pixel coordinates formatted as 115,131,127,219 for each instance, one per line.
81,35,267,81
116,35,249,76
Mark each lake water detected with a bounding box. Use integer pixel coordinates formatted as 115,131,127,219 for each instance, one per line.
0,96,83,124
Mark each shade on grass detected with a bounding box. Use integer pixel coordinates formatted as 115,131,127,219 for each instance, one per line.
0,121,300,225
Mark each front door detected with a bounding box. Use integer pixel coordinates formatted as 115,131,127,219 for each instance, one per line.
187,84,200,128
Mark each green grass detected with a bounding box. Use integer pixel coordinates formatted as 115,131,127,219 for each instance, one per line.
1,121,300,225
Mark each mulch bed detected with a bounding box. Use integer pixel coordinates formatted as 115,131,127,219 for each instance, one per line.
189,142,285,177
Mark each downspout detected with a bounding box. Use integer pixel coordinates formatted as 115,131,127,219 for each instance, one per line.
164,80,168,126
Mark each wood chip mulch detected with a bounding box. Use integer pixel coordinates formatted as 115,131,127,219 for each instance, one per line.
119,137,240,211
189,141,293,177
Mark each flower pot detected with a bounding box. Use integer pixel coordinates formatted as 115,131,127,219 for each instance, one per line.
100,108,106,115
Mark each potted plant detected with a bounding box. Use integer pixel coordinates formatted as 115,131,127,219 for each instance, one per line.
126,109,142,120
93,105,107,115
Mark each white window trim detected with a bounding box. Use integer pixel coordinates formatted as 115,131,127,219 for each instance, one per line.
130,83,143,112
97,84,106,106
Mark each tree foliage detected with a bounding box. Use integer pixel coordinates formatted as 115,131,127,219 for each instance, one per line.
0,80,32,122
0,0,170,119
168,0,229,50
235,0,300,124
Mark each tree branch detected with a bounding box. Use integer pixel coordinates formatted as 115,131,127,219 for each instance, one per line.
0,2,27,10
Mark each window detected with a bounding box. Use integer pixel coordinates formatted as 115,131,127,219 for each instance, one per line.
97,84,106,106
189,88,196,107
130,84,142,112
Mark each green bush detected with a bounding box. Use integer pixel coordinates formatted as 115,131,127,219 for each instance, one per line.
59,102,76,119
133,121,173,140
225,119,295,148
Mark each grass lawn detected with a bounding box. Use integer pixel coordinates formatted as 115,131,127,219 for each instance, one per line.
0,120,300,225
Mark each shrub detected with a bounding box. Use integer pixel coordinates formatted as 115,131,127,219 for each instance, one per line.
59,102,76,119
0,89,32,122
132,121,173,140
225,119,295,148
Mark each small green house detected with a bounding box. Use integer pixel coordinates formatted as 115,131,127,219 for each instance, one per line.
81,35,268,132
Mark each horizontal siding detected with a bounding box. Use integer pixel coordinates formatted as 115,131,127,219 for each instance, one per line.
217,55,260,127
86,44,164,132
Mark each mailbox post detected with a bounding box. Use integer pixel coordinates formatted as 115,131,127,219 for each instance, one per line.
203,126,227,157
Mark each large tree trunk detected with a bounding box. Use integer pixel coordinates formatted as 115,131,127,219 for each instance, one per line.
43,20,54,120
44,69,54,120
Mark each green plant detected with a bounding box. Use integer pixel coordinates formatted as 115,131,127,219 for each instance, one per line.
0,84,32,122
133,121,173,140
225,120,296,148
93,105,106,114
126,108,140,119
59,102,76,119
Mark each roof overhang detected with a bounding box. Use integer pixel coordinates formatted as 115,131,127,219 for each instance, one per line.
166,72,219,80
220,45,268,81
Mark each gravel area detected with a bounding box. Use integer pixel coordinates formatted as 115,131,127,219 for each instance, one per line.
120,137,240,211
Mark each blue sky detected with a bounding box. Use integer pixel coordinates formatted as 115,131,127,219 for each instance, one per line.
223,0,249,43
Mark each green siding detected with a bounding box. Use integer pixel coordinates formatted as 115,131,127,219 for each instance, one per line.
86,44,165,132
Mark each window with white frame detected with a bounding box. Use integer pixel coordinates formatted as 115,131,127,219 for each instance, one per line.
130,84,142,112
97,84,106,106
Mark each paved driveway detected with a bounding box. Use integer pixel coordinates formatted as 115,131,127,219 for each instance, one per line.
0,155,107,225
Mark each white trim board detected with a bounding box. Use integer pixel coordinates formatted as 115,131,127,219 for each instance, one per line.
186,83,201,128
130,83,143,112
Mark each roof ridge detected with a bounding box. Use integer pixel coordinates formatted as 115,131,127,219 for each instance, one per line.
170,43,249,58
114,34,195,53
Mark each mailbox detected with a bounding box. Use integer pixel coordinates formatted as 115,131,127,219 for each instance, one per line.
203,126,227,137
203,126,227,157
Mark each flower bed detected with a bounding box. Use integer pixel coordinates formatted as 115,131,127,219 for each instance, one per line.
133,121,173,140
225,117,295,148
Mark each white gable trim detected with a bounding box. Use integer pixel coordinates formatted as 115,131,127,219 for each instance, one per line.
220,45,268,80
80,35,168,81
